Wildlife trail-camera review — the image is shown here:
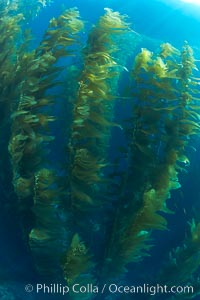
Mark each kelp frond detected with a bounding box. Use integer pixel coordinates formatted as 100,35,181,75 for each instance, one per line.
69,8,130,210
99,41,200,281
29,168,69,277
159,219,200,287
62,233,95,285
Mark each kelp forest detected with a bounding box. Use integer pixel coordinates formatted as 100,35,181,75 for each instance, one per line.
1,0,200,299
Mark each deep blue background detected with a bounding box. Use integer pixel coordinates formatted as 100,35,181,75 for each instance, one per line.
30,0,200,49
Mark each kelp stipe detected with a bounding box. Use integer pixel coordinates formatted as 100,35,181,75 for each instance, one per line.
28,8,84,278
98,42,200,281
0,10,25,234
68,8,130,210
0,12,23,127
61,8,130,289
8,8,83,206
8,8,84,277
98,46,177,280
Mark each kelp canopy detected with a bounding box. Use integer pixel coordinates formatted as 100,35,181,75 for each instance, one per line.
1,1,200,300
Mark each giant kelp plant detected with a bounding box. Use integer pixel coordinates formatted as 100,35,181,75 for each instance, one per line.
1,1,200,300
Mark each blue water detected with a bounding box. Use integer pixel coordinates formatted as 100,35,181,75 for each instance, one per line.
1,0,200,299
29,0,200,48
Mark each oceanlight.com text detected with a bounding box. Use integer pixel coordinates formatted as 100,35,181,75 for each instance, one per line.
25,283,194,296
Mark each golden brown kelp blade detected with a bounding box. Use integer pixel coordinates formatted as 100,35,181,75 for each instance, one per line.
38,8,84,56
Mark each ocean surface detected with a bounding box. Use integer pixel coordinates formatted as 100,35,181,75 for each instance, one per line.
1,0,200,299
